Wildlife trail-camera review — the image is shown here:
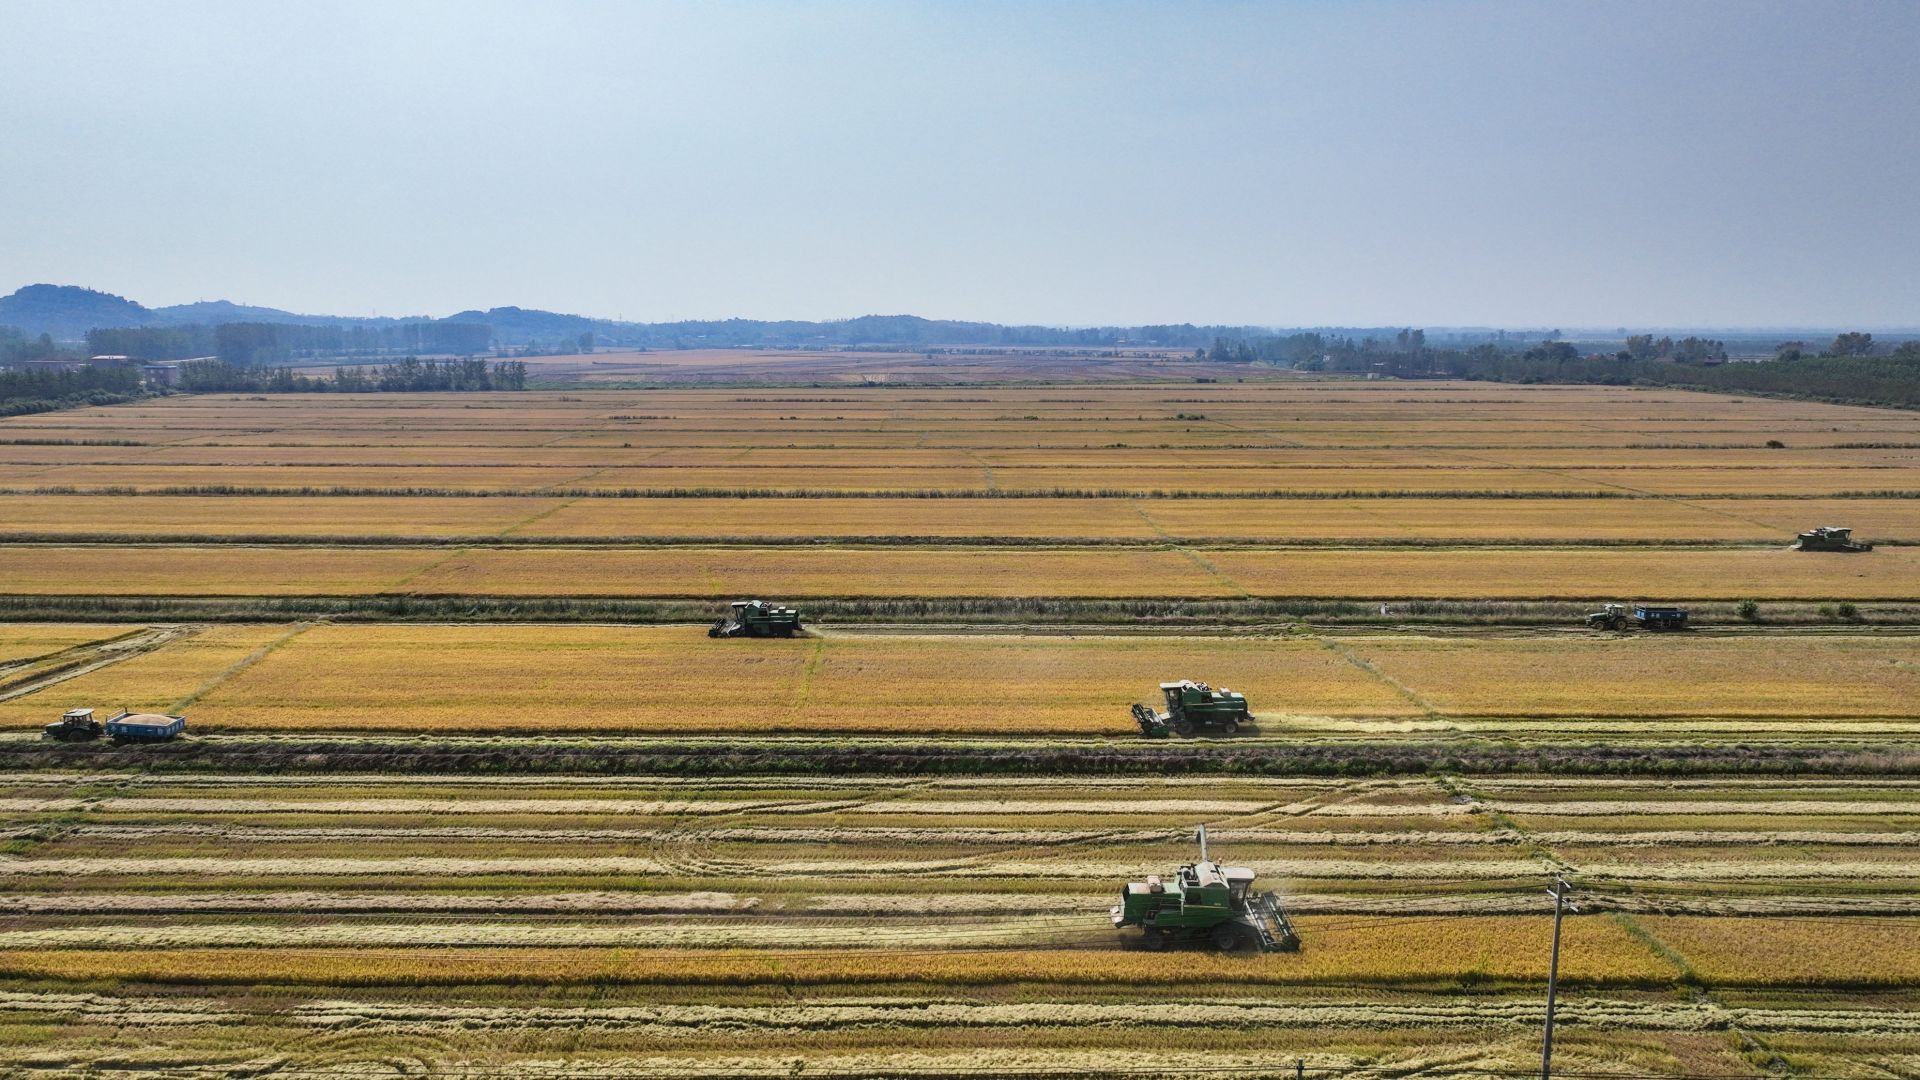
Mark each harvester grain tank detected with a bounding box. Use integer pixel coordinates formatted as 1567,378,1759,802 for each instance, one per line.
1132,680,1251,736
1794,526,1873,553
42,707,185,743
709,599,803,638
1585,603,1689,631
1111,825,1299,953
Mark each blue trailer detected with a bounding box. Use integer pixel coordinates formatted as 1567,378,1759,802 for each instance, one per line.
1632,605,1690,630
103,710,186,743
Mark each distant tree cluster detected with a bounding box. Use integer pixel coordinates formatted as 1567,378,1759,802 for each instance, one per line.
0,360,144,416
85,325,218,360
1195,327,1920,409
177,357,528,393
0,326,68,365
214,321,494,365
1620,335,1728,362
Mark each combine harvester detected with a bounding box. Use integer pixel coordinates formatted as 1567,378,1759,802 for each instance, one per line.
709,599,803,638
42,707,185,744
1111,825,1299,953
1793,525,1873,553
1132,680,1252,737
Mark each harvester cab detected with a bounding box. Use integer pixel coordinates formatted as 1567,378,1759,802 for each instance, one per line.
43,708,102,742
1111,825,1299,953
1794,526,1873,553
1585,602,1629,631
709,599,803,638
1131,680,1251,736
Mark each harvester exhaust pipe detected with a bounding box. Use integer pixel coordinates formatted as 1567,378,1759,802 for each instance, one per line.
1196,823,1209,863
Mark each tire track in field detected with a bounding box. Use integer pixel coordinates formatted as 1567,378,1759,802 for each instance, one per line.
1444,774,1792,1077
1129,502,1174,540
965,451,998,491
1306,635,1453,726
1171,546,1250,597
0,627,152,682
0,624,202,705
492,496,581,537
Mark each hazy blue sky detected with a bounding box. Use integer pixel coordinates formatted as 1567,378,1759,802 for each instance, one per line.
3,0,1916,327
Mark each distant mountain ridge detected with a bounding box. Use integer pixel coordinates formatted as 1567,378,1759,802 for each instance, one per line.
0,284,153,340
0,283,1269,350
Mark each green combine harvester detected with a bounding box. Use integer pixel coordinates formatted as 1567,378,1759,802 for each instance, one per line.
709,599,803,638
1111,825,1299,953
1132,680,1251,736
1793,526,1873,553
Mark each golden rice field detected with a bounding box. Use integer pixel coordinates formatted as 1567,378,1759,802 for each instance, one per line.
5,381,1920,1075
6,542,1918,600
1,623,1916,734
0,624,128,666
7,494,1920,542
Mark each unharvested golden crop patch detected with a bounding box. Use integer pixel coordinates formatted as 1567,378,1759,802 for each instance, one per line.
1345,636,1920,718
0,624,131,665
12,625,1915,734
174,625,1416,732
9,544,1917,599
391,548,1237,597
1208,547,1920,600
1643,916,1920,986
0,915,1674,986
0,495,548,537
525,497,1162,539
0,464,602,491
0,547,438,595
22,495,1920,543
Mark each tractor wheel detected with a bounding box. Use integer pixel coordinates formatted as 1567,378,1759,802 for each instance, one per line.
1173,721,1194,737
1210,924,1251,953
1219,719,1240,735
1142,929,1171,952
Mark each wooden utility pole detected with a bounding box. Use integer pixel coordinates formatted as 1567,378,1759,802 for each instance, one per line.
1541,877,1578,1080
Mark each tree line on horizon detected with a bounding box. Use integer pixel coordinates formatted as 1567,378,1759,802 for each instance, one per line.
1197,330,1920,409
176,356,528,393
